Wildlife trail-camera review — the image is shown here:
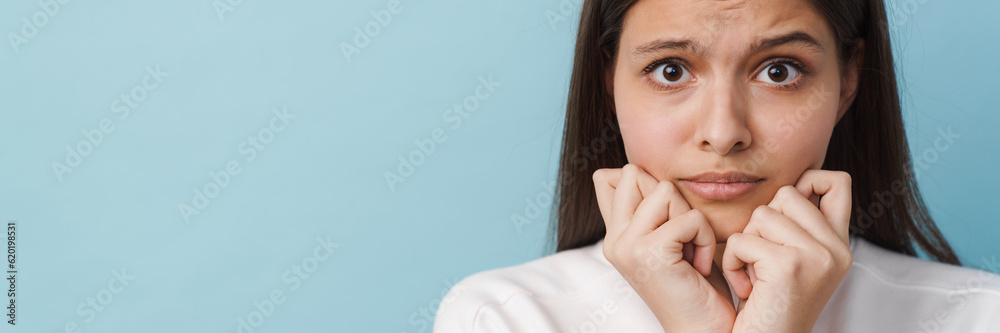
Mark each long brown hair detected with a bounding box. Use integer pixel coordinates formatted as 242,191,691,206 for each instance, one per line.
548,0,961,265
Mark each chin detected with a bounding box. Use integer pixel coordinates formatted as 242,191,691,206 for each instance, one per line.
695,204,757,243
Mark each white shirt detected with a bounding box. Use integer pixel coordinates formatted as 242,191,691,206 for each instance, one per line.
434,235,1000,332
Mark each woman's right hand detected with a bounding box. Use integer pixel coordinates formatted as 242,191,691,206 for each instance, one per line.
593,164,736,332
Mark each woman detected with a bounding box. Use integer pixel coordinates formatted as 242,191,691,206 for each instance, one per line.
435,0,1000,331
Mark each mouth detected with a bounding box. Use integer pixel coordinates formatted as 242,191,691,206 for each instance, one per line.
678,172,764,201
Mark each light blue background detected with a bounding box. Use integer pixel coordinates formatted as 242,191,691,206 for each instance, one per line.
0,0,996,332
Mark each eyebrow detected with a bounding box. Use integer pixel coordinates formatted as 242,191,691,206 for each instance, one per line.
630,31,826,61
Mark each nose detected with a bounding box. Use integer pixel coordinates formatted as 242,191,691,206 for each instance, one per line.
695,80,752,155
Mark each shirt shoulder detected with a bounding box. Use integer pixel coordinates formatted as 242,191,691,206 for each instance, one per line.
849,235,1000,292
432,239,625,332
816,236,1000,332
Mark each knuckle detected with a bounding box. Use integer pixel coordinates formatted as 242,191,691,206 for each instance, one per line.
751,204,772,219
816,250,837,271
842,250,854,268
660,179,678,192
726,232,744,245
836,171,853,186
834,247,853,267
622,163,638,175
777,184,798,196
592,168,609,182
772,185,799,201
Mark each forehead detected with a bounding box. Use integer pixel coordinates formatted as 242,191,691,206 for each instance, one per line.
621,0,832,56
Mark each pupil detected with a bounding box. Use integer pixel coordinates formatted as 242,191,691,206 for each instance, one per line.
768,65,788,82
663,65,681,81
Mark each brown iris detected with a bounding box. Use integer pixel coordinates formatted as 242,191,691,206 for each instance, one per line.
766,64,788,82
662,64,683,82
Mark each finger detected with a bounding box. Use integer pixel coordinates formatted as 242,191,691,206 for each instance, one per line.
611,164,660,234
593,168,623,239
649,209,716,276
722,233,783,299
628,180,691,235
742,205,816,249
793,170,853,244
765,186,843,251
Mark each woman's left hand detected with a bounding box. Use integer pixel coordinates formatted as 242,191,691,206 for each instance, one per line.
724,170,855,333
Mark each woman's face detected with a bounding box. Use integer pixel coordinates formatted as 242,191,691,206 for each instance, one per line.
610,0,859,242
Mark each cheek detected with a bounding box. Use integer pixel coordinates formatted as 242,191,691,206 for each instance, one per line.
754,99,840,173
614,94,692,175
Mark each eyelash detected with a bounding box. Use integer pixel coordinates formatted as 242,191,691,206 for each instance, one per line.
760,57,810,91
640,57,811,91
641,57,692,91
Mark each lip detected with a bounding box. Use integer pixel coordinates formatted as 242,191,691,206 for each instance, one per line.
679,172,763,201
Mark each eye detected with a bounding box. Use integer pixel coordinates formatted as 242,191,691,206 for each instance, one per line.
651,62,693,85
756,63,800,84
